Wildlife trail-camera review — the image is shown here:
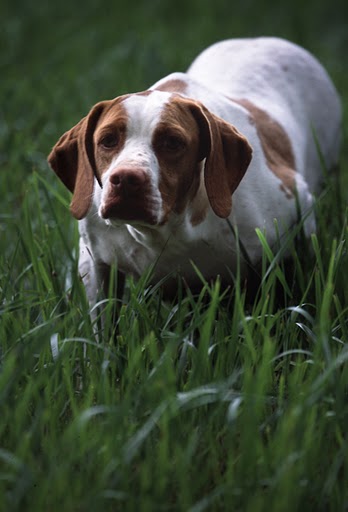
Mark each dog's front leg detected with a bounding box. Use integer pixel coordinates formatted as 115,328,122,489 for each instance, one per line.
78,238,125,336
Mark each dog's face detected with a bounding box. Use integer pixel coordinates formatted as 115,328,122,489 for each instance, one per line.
94,92,207,226
48,91,252,225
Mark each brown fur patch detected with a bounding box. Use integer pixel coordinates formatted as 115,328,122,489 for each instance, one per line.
233,98,296,197
93,101,129,177
154,78,188,94
153,98,204,223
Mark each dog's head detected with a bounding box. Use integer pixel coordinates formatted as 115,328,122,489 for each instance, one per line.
48,91,252,225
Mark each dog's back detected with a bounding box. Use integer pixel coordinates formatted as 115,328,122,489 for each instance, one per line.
188,37,342,192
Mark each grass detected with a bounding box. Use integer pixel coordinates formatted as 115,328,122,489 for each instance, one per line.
1,0,348,510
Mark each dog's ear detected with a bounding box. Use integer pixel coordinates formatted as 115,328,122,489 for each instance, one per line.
48,101,110,219
187,100,252,218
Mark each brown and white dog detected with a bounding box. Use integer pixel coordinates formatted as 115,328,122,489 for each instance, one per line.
48,37,341,308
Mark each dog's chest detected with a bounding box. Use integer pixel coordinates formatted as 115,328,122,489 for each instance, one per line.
85,215,243,286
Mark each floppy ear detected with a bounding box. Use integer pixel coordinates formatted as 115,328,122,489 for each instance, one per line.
47,101,109,220
188,100,252,218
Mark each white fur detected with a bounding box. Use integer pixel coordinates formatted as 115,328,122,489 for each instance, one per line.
78,37,341,306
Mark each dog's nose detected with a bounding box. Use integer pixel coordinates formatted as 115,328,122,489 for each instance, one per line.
109,167,147,193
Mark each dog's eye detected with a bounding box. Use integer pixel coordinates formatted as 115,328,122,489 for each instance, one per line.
99,133,119,149
162,135,186,152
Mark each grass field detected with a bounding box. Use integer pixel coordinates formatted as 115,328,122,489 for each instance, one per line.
1,0,348,510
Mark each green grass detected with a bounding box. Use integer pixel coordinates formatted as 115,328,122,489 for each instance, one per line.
1,0,348,510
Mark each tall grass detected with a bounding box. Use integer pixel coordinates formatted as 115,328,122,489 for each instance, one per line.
1,0,347,510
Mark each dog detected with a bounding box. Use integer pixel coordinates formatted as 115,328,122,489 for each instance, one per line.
48,37,341,310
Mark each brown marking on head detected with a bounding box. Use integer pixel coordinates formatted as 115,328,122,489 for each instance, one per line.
154,78,188,94
153,96,252,224
93,102,129,177
152,97,203,223
232,98,296,197
47,95,131,219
